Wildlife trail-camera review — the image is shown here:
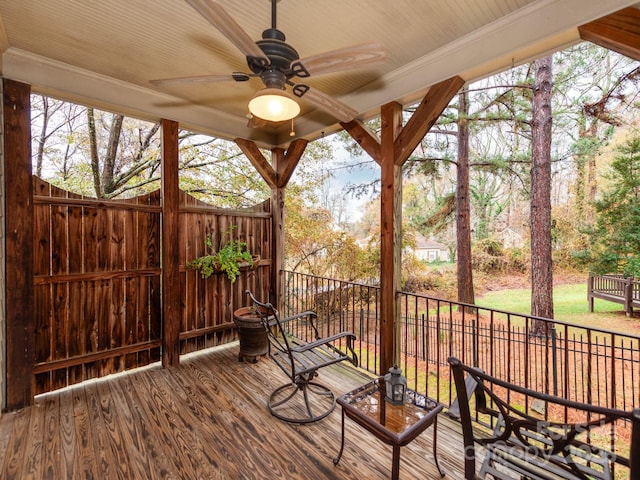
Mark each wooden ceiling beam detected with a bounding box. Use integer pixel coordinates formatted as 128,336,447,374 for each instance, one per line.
235,137,308,189
579,7,640,61
277,138,308,188
394,76,465,166
235,138,277,188
340,119,382,165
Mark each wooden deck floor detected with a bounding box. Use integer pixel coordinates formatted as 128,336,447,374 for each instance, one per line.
0,342,467,479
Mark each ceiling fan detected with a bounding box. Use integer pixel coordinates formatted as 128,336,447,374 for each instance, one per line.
150,0,386,124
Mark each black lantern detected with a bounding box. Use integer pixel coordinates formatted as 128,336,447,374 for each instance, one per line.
384,365,407,405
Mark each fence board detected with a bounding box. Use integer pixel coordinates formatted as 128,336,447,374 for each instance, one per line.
149,275,162,363
124,277,138,369
68,207,83,274
68,281,83,384
34,283,51,394
33,203,50,276
110,278,125,373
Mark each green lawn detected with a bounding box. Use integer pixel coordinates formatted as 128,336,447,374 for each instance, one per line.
476,283,640,335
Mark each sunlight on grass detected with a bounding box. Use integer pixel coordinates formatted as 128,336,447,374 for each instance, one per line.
477,283,640,335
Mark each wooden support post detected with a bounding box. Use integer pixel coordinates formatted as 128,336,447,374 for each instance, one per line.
379,102,403,375
625,277,633,317
235,137,308,310
161,119,180,367
344,77,464,376
587,272,594,313
4,79,35,410
271,148,286,310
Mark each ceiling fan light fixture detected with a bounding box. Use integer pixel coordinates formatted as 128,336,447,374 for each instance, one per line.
248,87,300,122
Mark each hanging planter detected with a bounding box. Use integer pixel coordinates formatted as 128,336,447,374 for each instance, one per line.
187,227,259,283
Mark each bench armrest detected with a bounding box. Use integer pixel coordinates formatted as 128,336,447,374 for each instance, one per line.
448,356,638,480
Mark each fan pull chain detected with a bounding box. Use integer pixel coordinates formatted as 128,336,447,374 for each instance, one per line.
289,118,295,137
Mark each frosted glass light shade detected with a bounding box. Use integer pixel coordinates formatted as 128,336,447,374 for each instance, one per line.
248,88,300,122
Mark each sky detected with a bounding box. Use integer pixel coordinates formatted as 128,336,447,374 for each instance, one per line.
322,137,379,223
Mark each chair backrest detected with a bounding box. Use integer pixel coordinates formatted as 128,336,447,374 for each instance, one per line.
246,289,358,379
245,290,292,353
246,289,326,381
448,356,640,480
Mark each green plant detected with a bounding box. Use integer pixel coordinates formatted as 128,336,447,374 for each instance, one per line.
187,227,254,282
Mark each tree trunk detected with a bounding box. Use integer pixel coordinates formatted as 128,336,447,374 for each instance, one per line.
35,96,49,178
87,107,102,198
101,114,124,196
530,55,554,335
456,87,475,306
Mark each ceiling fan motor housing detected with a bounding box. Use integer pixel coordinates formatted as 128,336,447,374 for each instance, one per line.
248,27,300,81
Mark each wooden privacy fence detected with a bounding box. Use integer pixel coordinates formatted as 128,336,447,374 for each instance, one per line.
32,178,272,394
588,272,640,316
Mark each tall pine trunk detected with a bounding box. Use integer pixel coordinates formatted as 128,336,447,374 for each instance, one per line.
530,55,554,335
457,87,474,306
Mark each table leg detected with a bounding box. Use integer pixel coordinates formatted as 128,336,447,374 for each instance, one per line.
391,444,401,480
432,416,445,477
333,407,345,466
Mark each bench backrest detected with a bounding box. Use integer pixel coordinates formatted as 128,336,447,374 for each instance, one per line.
448,356,640,480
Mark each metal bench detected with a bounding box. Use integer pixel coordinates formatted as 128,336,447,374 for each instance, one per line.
246,290,358,424
448,356,640,480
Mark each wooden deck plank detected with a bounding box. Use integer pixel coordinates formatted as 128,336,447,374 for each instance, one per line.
182,354,309,478
1,408,30,479
58,388,78,479
71,382,100,479
141,367,221,479
21,391,45,477
93,376,151,479
127,369,207,478
0,409,15,466
41,393,61,479
104,375,157,479
160,361,242,474
0,342,467,479
118,373,176,479
84,381,122,478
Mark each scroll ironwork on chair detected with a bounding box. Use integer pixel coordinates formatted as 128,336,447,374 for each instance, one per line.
246,290,358,424
448,356,640,480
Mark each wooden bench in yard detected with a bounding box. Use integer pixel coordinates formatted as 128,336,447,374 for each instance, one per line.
448,356,640,480
587,272,640,316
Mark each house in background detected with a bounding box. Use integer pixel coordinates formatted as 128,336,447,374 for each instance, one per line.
497,226,525,249
413,234,450,263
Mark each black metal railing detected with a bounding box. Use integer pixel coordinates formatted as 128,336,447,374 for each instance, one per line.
282,270,640,413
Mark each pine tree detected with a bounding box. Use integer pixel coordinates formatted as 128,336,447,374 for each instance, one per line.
589,132,640,276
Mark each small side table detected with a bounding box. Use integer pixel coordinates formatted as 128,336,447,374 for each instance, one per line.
333,377,445,480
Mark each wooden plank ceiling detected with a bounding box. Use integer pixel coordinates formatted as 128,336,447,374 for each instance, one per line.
0,0,637,148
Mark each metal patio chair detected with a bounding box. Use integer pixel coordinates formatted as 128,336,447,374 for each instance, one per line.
245,290,358,424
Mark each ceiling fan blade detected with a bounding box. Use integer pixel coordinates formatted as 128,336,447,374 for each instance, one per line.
293,85,358,123
184,0,269,66
291,42,386,78
150,73,249,86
